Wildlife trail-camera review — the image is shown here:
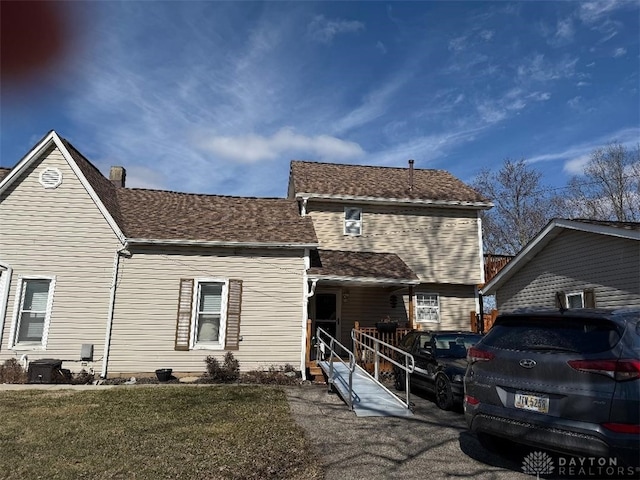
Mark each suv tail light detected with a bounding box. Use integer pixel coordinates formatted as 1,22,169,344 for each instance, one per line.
567,359,640,381
467,346,495,363
602,423,640,434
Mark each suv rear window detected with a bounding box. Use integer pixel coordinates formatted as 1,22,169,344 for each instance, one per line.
482,316,621,354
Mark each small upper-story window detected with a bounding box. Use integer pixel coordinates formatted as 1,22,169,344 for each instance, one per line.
344,207,362,236
566,292,584,309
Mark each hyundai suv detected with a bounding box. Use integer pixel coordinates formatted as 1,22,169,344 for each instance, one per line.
464,308,640,466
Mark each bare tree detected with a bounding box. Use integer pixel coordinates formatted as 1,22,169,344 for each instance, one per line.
473,159,560,255
566,142,640,222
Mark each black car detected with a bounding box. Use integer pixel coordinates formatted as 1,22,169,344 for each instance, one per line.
393,330,483,410
464,308,640,467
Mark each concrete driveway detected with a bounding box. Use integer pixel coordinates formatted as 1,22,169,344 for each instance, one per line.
286,384,532,480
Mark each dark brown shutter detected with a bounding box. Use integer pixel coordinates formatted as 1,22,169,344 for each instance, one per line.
175,278,194,351
225,279,243,350
584,289,596,308
555,291,566,309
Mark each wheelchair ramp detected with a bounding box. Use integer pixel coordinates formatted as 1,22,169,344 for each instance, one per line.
318,360,413,417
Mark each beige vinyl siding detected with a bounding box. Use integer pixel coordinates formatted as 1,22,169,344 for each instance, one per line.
0,146,122,371
333,283,476,343
107,247,306,375
308,201,482,284
496,230,640,311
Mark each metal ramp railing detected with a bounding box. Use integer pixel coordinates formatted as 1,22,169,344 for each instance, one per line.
314,327,415,417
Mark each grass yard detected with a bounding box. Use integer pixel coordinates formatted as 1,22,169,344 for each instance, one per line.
0,386,322,480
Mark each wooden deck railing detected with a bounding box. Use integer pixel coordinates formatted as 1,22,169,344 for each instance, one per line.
353,321,411,373
305,319,412,374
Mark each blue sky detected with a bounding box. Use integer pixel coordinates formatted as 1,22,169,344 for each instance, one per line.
2,1,638,197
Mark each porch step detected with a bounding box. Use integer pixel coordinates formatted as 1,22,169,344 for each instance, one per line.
307,365,326,383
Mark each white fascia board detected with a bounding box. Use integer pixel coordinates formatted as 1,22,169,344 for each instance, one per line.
555,219,640,241
296,192,493,210
0,131,58,194
307,274,421,286
126,238,319,249
54,134,127,244
0,131,127,245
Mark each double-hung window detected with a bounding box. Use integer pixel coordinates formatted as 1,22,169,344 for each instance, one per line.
11,277,55,348
415,293,440,323
566,292,584,309
192,280,228,348
344,207,362,236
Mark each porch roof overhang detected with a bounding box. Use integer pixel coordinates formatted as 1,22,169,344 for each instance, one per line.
307,249,420,287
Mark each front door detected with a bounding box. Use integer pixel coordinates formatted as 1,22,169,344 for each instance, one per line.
313,290,341,343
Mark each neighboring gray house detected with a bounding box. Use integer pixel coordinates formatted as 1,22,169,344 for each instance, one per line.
481,218,640,311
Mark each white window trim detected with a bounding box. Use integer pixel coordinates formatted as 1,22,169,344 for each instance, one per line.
566,291,585,309
344,206,363,236
415,292,440,324
190,278,229,350
9,276,56,350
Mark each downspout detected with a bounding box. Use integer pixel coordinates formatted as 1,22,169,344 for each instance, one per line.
101,245,130,378
300,248,317,380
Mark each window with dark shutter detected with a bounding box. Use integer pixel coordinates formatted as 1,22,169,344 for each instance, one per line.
225,279,243,350
175,278,194,351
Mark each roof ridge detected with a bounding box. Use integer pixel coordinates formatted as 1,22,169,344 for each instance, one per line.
291,159,444,173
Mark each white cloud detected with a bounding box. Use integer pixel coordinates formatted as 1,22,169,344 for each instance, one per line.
448,36,467,52
555,17,575,43
579,1,621,24
517,53,578,82
376,41,387,54
479,30,494,41
613,47,627,57
307,15,364,44
197,128,365,163
528,91,551,101
567,96,582,109
564,154,592,174
576,81,590,87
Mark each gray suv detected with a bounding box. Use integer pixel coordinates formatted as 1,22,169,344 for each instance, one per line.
464,308,640,467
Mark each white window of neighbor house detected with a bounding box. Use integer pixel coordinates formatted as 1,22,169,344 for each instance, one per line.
566,291,584,309
415,293,440,323
344,207,362,236
11,277,56,348
192,280,228,349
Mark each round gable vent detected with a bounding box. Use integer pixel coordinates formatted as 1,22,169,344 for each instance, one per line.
39,167,63,189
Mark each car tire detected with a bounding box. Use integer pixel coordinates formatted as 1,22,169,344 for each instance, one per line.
434,374,454,410
394,370,406,391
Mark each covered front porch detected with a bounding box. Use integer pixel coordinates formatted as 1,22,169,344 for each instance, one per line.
304,249,420,379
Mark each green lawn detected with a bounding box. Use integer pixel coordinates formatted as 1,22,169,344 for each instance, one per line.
0,386,322,480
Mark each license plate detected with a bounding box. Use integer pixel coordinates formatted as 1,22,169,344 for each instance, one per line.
515,392,549,413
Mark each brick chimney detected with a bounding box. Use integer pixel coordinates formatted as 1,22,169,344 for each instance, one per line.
109,166,126,188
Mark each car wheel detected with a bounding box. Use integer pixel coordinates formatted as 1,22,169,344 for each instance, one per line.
434,374,454,410
394,370,406,391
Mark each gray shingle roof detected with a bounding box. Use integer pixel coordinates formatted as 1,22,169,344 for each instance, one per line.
308,249,419,283
117,188,317,244
289,160,490,204
0,168,10,182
